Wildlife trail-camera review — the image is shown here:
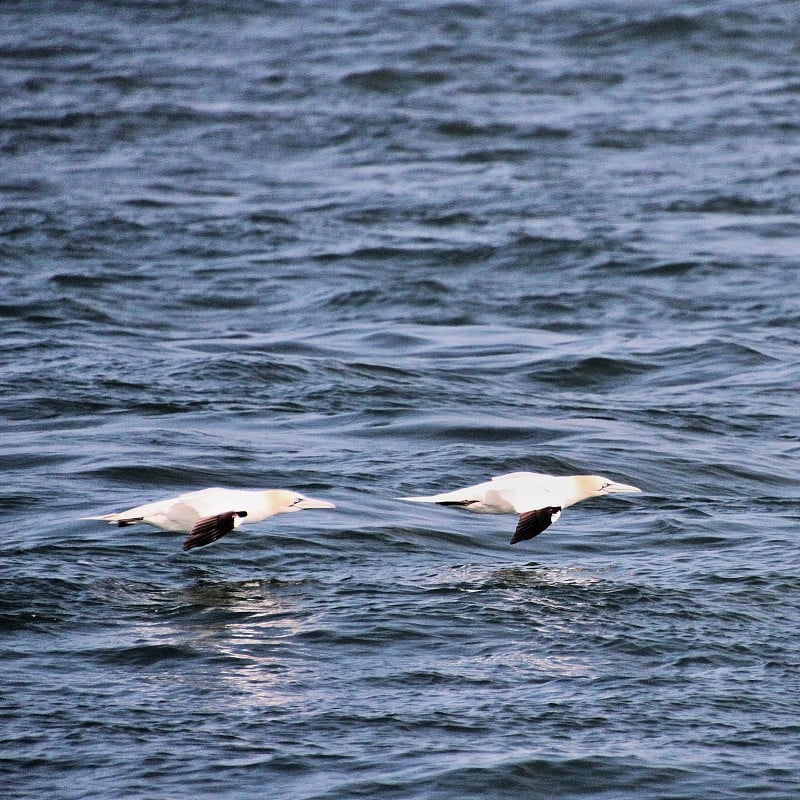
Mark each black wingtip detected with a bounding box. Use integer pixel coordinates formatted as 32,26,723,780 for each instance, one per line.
510,507,561,544
182,510,247,552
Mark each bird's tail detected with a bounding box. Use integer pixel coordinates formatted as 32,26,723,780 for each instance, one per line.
397,494,443,504
398,492,476,506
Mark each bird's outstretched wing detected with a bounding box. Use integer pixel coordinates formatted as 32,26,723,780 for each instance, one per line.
510,507,562,544
182,511,247,551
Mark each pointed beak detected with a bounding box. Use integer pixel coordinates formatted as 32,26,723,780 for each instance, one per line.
603,481,641,495
293,495,336,510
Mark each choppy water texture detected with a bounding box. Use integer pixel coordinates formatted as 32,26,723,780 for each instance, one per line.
2,2,800,798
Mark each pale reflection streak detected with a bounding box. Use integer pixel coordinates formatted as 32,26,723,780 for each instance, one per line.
160,578,313,706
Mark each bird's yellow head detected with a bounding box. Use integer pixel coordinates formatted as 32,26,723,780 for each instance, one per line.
577,475,642,499
265,489,336,514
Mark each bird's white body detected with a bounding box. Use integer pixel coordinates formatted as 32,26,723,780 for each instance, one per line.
83,487,335,551
400,471,640,544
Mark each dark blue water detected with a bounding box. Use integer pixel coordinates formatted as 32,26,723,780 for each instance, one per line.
3,2,800,798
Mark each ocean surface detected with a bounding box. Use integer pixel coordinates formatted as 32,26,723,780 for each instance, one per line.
2,2,799,798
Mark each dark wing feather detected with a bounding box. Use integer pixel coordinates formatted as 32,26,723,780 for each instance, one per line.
510,507,561,544
182,510,247,551
116,517,144,527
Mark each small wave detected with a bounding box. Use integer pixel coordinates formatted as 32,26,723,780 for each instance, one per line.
665,196,778,215
568,13,704,48
530,356,654,390
0,206,51,235
422,754,697,798
341,67,450,93
94,642,202,666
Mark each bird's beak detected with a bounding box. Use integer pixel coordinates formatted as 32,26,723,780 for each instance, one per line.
294,496,336,510
603,481,641,495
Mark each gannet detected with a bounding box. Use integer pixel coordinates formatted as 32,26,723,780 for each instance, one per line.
83,488,335,551
400,472,640,543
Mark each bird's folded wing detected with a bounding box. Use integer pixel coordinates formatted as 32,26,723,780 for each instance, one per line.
182,511,247,551
510,507,562,544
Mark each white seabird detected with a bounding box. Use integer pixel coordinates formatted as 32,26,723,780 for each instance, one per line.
83,488,336,551
400,471,641,544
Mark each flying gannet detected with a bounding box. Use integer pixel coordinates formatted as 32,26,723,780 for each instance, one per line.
400,472,640,543
83,488,335,551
